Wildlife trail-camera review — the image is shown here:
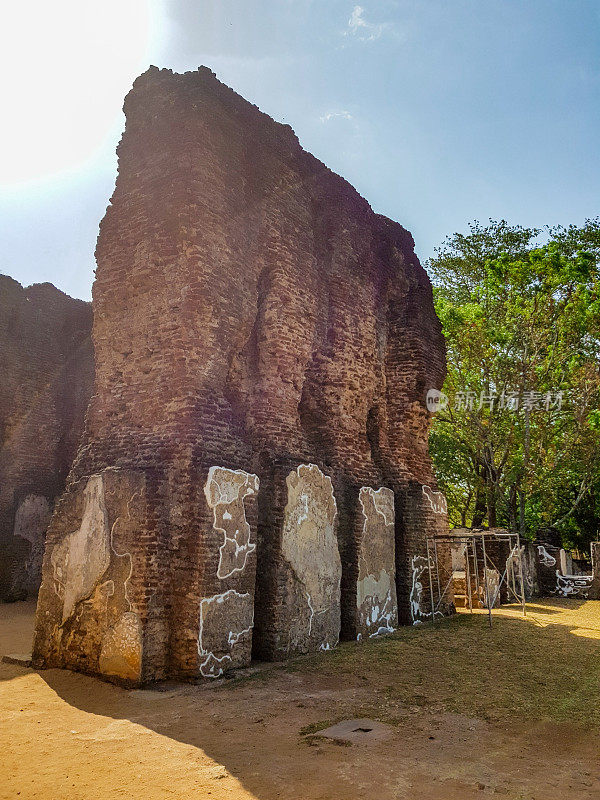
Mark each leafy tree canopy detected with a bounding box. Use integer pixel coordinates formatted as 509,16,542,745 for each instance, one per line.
427,218,600,552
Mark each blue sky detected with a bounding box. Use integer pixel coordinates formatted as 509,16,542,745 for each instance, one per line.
1,0,599,300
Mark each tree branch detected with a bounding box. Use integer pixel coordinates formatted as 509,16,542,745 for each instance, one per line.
552,477,592,528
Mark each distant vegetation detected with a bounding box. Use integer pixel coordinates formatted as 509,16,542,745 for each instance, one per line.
427,218,600,552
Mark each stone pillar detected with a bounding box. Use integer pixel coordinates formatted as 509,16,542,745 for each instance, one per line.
559,549,572,576
588,542,600,600
354,487,397,640
520,541,539,599
396,482,453,624
253,463,341,659
195,466,259,678
33,469,166,685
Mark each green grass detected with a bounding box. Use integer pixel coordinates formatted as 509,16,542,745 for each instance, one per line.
298,720,335,736
262,601,600,729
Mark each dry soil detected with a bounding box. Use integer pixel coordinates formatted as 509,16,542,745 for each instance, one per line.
1,598,599,800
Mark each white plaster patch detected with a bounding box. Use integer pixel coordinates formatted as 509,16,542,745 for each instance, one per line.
369,626,395,638
371,488,394,527
307,592,315,636
409,554,443,623
480,568,500,608
204,466,259,580
198,589,254,678
422,485,447,515
297,493,309,525
553,571,593,598
281,464,341,652
50,475,110,624
410,555,429,622
356,487,397,637
537,545,557,568
108,489,142,614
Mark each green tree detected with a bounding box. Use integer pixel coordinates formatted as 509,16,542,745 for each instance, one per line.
428,219,600,550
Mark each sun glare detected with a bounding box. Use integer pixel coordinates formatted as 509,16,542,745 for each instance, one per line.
0,0,153,185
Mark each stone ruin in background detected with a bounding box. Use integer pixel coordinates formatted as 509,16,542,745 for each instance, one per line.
0,277,93,601
448,528,600,608
32,67,452,685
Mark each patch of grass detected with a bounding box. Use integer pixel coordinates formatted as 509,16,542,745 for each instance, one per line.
299,719,334,736
241,600,600,730
298,721,354,747
303,734,352,747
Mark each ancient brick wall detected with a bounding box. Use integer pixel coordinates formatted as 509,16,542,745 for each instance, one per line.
33,67,450,683
0,276,93,600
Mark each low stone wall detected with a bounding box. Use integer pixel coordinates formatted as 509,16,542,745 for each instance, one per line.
449,535,600,605
535,541,600,600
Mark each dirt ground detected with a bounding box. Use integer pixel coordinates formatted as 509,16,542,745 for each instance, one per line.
1,598,599,800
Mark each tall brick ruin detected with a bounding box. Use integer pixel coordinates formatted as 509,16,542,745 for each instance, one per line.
0,276,93,600
33,67,450,685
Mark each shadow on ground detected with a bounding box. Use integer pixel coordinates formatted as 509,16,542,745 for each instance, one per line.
2,599,600,799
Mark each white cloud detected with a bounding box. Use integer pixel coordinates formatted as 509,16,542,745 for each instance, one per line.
320,110,354,123
345,5,392,42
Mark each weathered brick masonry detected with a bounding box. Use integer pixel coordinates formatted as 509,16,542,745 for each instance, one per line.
33,67,450,683
0,276,93,600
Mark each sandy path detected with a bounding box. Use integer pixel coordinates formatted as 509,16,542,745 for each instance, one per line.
1,600,599,800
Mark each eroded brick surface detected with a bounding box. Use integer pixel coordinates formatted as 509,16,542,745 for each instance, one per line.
33,67,450,682
0,276,93,600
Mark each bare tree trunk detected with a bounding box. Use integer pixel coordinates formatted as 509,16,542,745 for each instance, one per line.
508,483,517,532
519,406,530,537
472,485,487,527
487,483,497,527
